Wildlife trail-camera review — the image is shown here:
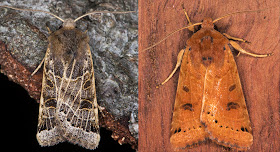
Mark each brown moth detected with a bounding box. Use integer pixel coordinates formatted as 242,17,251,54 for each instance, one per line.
146,8,273,150
0,5,133,150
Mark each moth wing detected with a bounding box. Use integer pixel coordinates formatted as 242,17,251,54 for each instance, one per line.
200,45,253,150
37,28,100,150
37,49,65,146
170,47,208,149
56,45,100,150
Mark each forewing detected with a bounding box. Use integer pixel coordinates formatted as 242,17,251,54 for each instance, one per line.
200,44,253,150
170,46,208,149
37,48,65,146
55,44,100,150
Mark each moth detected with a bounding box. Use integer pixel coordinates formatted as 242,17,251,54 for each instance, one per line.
146,8,273,150
0,5,133,150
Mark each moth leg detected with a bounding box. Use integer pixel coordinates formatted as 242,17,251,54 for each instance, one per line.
236,51,241,57
31,56,45,76
97,105,106,118
182,5,194,32
45,26,52,34
159,49,185,86
229,40,273,57
223,33,250,43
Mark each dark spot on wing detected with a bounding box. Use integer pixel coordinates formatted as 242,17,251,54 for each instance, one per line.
45,98,56,108
79,100,92,109
226,102,240,110
174,128,181,134
229,84,236,92
83,79,92,89
183,86,189,92
46,78,54,88
182,103,194,111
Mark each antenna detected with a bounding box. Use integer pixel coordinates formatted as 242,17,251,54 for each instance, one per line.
143,6,278,51
213,6,278,23
142,23,202,52
0,5,64,22
74,11,135,22
0,5,135,23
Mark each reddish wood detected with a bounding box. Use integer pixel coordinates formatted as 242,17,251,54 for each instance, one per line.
0,41,42,101
139,0,280,151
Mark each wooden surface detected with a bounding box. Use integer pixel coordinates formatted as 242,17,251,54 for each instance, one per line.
139,0,280,151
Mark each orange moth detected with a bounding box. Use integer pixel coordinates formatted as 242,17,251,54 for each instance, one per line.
145,7,273,150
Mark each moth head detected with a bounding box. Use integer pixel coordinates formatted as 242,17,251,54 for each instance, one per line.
63,19,76,29
201,18,214,29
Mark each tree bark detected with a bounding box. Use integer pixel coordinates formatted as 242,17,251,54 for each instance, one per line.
0,0,138,150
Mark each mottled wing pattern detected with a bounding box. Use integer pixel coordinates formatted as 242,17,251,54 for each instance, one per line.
37,28,100,149
200,41,253,149
37,49,65,146
170,46,208,149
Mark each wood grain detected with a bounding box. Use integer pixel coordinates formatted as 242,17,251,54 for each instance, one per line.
138,0,280,151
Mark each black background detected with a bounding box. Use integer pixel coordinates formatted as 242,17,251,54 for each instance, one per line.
0,73,135,152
